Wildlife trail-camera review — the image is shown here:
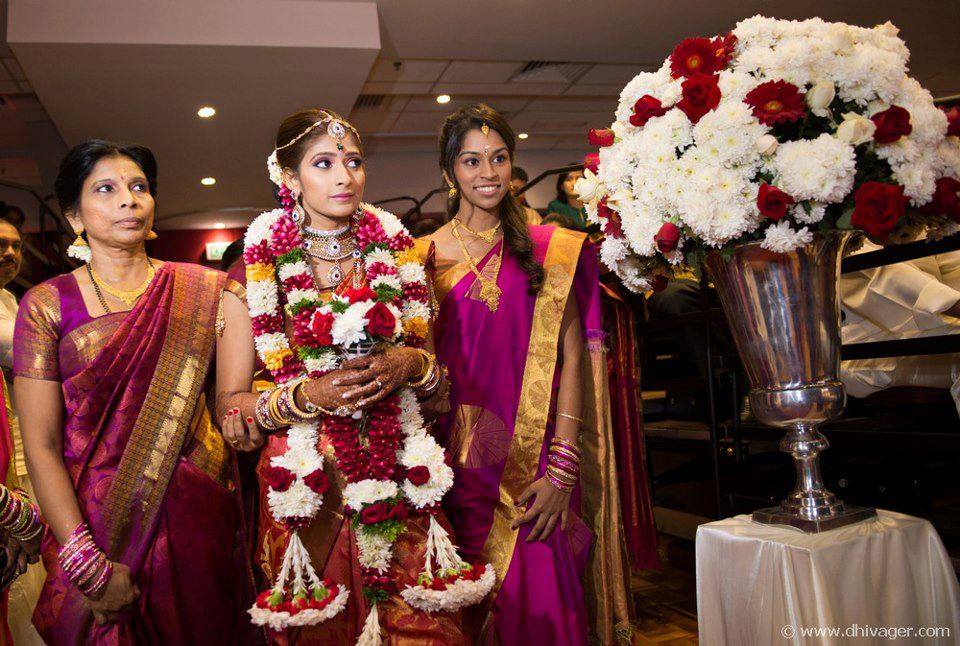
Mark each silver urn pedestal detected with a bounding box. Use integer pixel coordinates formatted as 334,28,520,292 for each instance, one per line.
704,230,876,532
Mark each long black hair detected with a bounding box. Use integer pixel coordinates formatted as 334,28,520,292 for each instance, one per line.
55,140,158,214
438,104,544,294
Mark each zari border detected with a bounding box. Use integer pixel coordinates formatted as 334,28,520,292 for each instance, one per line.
105,266,225,555
478,227,586,606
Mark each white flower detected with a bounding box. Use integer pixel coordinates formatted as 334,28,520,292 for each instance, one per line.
365,248,396,268
756,134,779,156
397,262,427,285
245,209,283,247
343,479,399,510
399,434,454,508
278,261,310,282
304,351,339,375
364,203,405,238
806,81,835,117
835,113,876,145
402,299,431,322
792,202,827,225
761,221,814,253
356,530,393,572
773,134,857,203
287,288,319,305
370,274,402,292
331,301,374,347
574,169,604,203
267,151,284,187
267,480,323,519
254,332,291,356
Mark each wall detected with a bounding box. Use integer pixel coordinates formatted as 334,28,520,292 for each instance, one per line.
148,227,245,266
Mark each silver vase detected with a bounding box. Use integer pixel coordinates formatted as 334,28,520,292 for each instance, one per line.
704,230,876,532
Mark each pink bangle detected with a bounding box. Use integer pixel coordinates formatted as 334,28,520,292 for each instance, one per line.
548,455,580,475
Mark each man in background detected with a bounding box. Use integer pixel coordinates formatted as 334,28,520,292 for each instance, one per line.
510,166,542,225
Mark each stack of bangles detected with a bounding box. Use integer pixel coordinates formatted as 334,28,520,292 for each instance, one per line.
0,486,43,543
408,349,447,400
57,522,112,599
546,427,582,493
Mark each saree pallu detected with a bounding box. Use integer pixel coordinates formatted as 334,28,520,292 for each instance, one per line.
13,263,258,645
229,252,465,646
432,225,633,645
600,282,659,571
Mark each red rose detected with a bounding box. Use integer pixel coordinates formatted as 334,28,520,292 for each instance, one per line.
406,465,431,486
757,184,796,221
711,32,738,68
262,465,295,492
630,95,670,128
365,302,397,337
919,176,960,222
677,74,721,124
871,105,912,144
597,200,623,238
309,310,334,346
303,469,330,495
588,128,615,147
943,106,960,137
583,153,600,174
343,285,377,303
851,182,908,241
744,80,806,126
389,501,409,521
360,502,390,525
654,222,681,253
669,37,721,78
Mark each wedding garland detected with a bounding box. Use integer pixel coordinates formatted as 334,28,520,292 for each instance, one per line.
244,193,493,640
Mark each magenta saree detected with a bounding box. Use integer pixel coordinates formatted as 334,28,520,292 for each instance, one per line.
13,263,259,645
431,226,633,645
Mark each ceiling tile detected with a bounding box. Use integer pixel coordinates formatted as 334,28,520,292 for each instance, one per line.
524,97,616,112
391,111,447,132
439,61,523,84
404,95,531,113
0,81,21,94
362,81,435,95
368,59,448,83
563,84,623,97
2,59,26,81
576,64,643,85
434,82,568,96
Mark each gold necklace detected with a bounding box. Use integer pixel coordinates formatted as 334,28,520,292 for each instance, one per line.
453,217,501,244
451,219,503,312
88,259,156,309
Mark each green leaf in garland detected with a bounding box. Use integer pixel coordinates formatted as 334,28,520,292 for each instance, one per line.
330,300,350,314
835,207,854,229
374,284,402,302
277,248,305,266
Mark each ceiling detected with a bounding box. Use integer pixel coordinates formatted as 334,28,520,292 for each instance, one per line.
1,0,959,230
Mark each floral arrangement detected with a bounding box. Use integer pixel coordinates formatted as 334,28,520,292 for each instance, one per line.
576,16,960,292
243,193,493,641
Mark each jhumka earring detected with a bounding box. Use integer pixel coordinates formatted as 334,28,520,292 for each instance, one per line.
146,230,158,240
67,227,92,263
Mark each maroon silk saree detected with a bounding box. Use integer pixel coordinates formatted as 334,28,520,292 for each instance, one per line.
14,263,258,645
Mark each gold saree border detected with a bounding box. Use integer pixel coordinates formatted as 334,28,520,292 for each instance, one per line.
105,266,225,555
477,228,585,612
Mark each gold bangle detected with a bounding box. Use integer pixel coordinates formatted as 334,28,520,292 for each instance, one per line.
268,387,291,426
286,382,323,420
550,436,581,452
295,380,339,416
556,412,583,424
408,350,437,388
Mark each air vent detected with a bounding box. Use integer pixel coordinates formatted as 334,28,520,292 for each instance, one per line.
353,94,387,110
511,61,591,84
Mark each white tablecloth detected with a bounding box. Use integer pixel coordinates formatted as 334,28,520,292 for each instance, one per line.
696,510,960,645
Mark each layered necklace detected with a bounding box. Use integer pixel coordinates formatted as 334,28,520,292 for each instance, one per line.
86,258,156,312
301,222,360,287
451,218,503,312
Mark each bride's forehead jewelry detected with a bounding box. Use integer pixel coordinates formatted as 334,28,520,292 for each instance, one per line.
266,112,361,187
480,122,491,155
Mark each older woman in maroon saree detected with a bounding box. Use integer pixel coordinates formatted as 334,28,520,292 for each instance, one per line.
13,262,258,644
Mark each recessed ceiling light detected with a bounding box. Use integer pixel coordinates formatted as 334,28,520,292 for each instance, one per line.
436,94,451,104
518,133,529,140
214,222,225,229
201,177,216,186
197,106,216,118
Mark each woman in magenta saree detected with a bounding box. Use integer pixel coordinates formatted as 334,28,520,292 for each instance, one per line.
12,141,257,645
427,105,633,645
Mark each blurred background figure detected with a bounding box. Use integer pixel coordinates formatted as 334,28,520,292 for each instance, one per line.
510,166,542,225
545,168,591,231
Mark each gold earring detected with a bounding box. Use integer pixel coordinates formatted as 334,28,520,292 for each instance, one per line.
146,230,158,240
448,184,458,199
72,228,88,248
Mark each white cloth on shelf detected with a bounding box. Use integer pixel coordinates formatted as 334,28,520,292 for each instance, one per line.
0,288,18,369
841,241,960,411
696,510,960,645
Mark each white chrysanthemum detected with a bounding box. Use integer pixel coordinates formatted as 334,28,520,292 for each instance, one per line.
397,262,427,285
674,162,759,247
365,248,396,268
891,151,937,205
267,480,323,519
254,332,291,356
344,479,399,510
287,288,319,305
935,139,960,178
397,388,427,435
245,209,283,248
247,280,279,318
284,421,322,455
356,530,393,572
772,134,857,203
304,351,339,375
402,299,431,322
792,202,827,225
717,69,761,103
600,236,630,270
761,221,814,253
370,274,402,292
364,203,405,238
278,261,310,282
399,434,454,508
270,447,323,477
692,101,767,169
331,301,374,347
616,67,674,123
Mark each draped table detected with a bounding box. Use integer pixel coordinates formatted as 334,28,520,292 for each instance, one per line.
696,510,960,645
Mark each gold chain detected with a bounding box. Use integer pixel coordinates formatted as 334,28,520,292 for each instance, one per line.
88,259,156,309
451,219,503,312
453,217,501,243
